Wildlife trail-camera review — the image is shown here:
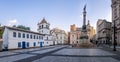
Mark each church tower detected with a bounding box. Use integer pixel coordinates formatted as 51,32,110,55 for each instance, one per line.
87,20,90,31
37,18,50,34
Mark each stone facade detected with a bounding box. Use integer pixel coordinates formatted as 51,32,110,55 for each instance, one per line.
70,21,95,45
86,20,96,40
97,19,112,44
51,28,68,44
70,24,81,44
111,0,120,45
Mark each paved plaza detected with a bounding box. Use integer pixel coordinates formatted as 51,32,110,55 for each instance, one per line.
0,45,120,62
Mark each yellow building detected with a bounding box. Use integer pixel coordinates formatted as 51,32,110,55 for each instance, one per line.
86,20,96,40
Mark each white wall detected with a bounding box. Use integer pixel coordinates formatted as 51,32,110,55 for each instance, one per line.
38,23,50,34
2,28,8,49
43,41,53,46
2,27,53,49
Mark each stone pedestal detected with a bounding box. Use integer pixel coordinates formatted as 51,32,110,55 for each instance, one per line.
76,31,96,48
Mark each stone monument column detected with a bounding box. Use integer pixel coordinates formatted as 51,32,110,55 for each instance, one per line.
77,5,95,48
83,5,86,29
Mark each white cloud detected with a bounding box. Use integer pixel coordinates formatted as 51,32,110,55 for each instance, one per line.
7,19,19,26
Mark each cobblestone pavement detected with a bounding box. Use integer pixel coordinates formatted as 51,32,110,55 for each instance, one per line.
0,45,120,62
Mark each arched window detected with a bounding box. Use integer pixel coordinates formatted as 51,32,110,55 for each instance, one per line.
13,32,16,37
39,26,41,29
42,25,43,28
30,34,32,39
27,34,29,38
23,33,25,38
18,32,21,38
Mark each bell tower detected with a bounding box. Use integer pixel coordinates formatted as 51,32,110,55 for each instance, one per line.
37,18,50,34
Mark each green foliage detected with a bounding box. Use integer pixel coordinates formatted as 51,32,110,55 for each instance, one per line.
0,30,3,38
12,25,31,30
13,25,16,27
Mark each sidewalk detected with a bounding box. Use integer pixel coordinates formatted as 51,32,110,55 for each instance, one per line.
98,45,120,61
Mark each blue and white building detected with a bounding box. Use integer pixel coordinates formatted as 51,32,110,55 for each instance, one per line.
2,18,55,50
2,26,44,50
2,18,67,50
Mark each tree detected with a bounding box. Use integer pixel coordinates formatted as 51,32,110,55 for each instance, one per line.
12,25,31,30
13,25,16,27
0,31,3,39
0,28,3,39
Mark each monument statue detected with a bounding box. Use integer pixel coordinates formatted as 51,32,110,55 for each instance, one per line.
82,4,86,31
80,4,88,39
76,4,95,48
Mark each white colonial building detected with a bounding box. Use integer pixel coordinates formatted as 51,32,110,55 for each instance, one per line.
51,27,68,44
2,26,44,50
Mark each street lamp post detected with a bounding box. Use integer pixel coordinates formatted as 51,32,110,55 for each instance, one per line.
113,20,117,51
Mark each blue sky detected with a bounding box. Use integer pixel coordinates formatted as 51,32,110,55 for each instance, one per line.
0,0,111,32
